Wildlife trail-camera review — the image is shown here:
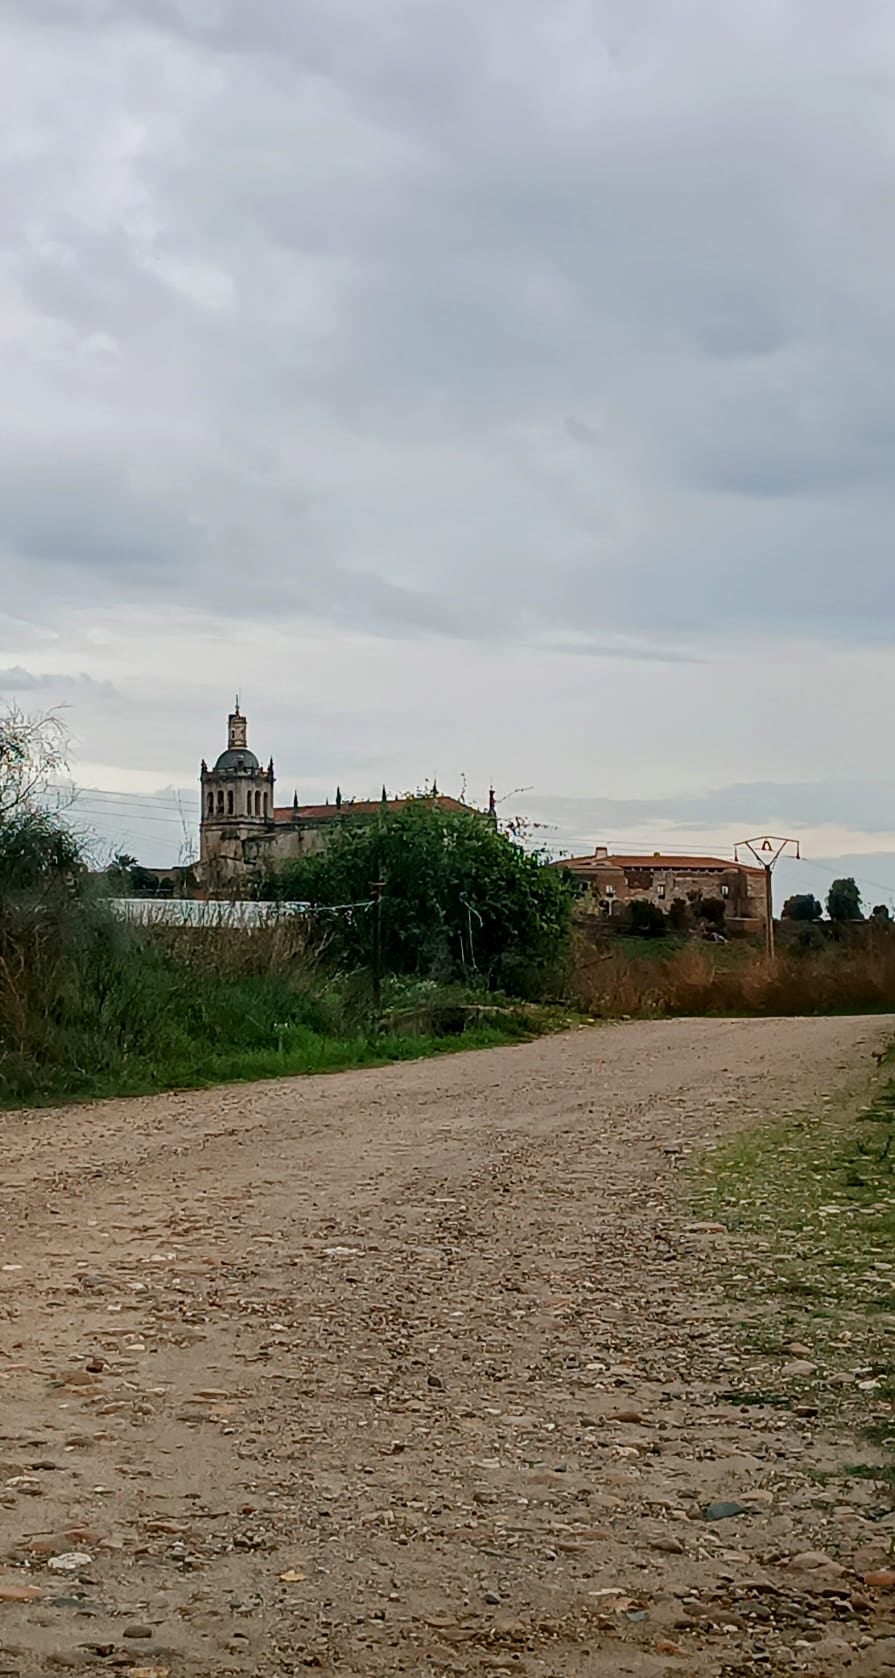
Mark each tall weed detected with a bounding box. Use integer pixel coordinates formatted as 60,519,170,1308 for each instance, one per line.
573,934,895,1018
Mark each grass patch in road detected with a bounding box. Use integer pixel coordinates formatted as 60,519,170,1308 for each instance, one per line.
692,1061,895,1502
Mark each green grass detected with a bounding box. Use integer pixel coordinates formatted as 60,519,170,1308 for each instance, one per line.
613,933,753,967
0,909,574,1108
692,1060,895,1503
8,1016,559,1108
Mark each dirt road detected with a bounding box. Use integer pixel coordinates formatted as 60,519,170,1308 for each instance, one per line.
1,1016,892,1677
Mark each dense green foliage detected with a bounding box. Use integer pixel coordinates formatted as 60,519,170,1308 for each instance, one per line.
0,906,539,1106
827,876,863,923
782,893,823,922
619,898,667,938
0,825,546,1103
257,803,572,995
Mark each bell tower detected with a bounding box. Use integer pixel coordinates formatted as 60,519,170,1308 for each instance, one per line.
228,702,248,752
199,701,275,880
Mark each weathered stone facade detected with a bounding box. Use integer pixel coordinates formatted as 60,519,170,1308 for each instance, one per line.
199,706,481,889
553,846,767,928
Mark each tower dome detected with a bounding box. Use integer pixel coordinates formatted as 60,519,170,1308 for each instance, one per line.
213,745,260,773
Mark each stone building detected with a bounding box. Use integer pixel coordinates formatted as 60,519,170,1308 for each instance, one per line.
553,845,766,929
200,704,483,887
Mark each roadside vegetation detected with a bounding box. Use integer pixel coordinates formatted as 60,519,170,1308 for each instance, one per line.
0,710,572,1107
256,798,571,998
573,933,895,1018
692,1059,895,1504
2,703,895,1107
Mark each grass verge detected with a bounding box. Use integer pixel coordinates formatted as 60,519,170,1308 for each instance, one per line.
0,954,575,1110
691,1062,895,1507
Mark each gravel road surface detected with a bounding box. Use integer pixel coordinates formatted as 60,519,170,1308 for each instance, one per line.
0,1016,891,1677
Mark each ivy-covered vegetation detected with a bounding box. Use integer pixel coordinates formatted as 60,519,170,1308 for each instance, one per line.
256,801,572,997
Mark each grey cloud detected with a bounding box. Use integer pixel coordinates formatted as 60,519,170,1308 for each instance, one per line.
535,781,895,845
531,638,704,665
2,1,895,647
0,666,120,700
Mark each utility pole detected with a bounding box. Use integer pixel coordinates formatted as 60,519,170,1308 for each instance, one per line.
371,878,385,1010
735,836,801,960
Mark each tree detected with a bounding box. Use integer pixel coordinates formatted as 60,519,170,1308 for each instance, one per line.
0,705,68,821
782,894,823,922
0,808,82,893
0,708,80,895
698,896,727,929
667,897,692,934
619,899,667,939
256,802,572,993
827,877,863,923
104,854,161,897
871,904,892,924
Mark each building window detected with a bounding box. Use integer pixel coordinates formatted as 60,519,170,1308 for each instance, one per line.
263,792,269,817
227,790,234,816
216,790,224,815
720,883,730,899
206,792,213,817
657,883,666,900
254,790,260,816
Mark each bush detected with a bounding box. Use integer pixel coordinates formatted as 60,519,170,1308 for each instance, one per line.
698,896,727,929
667,897,692,933
782,893,823,922
618,898,667,939
257,803,572,995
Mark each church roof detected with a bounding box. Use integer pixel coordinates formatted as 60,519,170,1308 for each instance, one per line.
273,795,474,824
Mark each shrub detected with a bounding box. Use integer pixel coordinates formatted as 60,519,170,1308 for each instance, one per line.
667,897,692,933
619,898,667,939
257,803,572,995
782,893,823,922
698,896,727,929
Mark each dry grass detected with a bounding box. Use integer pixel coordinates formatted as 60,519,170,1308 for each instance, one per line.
572,934,895,1017
144,917,322,979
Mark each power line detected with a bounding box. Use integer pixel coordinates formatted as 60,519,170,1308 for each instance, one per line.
788,854,895,906
71,787,198,810
71,807,188,829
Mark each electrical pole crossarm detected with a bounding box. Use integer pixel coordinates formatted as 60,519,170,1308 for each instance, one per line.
735,836,801,960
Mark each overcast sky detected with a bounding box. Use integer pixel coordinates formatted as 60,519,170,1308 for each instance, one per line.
2,0,895,903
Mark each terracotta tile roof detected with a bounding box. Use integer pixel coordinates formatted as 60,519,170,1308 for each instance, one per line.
556,853,763,876
273,795,475,825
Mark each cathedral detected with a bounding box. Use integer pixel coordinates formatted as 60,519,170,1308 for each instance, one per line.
199,704,485,883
